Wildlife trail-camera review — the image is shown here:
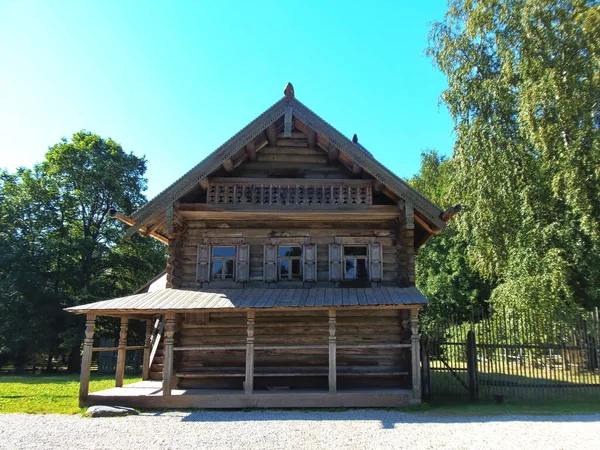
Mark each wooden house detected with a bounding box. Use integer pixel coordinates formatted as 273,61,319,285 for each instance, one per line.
67,84,458,409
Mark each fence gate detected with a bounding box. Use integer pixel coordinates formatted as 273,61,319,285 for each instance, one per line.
422,307,600,402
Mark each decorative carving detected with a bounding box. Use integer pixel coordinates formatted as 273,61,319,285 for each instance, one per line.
84,316,95,346
284,82,295,98
207,182,372,207
144,321,153,348
284,105,293,137
118,318,128,348
405,201,415,230
164,316,176,346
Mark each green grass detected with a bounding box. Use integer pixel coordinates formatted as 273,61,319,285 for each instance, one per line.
0,374,141,414
398,400,600,416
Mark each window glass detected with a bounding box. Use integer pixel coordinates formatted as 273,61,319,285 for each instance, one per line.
343,245,368,280
212,260,224,279
211,246,236,280
278,246,302,280
278,246,302,257
345,246,367,256
213,247,236,257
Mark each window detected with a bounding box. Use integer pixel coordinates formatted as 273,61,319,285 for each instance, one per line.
211,246,236,280
278,246,302,280
344,246,368,280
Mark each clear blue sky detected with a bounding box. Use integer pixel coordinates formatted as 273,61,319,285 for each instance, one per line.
0,0,454,199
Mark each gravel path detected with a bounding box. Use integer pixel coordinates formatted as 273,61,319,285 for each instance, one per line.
1,410,599,450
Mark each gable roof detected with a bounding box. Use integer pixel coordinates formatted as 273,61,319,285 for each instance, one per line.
125,85,447,238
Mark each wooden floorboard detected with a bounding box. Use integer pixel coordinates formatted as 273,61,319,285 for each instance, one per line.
85,381,415,409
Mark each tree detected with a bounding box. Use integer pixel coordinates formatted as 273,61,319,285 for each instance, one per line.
410,151,493,327
0,131,166,371
426,0,600,314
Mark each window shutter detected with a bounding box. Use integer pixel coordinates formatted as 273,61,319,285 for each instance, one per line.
197,245,210,282
264,244,277,282
369,242,382,281
236,244,250,282
303,244,316,282
329,243,342,281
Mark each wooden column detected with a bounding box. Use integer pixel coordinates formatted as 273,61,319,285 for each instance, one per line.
245,311,255,394
115,316,129,387
79,312,96,402
410,308,422,402
162,313,176,396
328,309,337,394
142,319,153,381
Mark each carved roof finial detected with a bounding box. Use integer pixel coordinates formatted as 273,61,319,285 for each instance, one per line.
284,82,295,99
352,134,359,144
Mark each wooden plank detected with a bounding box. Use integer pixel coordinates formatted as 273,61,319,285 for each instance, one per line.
162,313,176,396
245,311,255,394
115,316,129,388
245,141,257,161
266,125,277,146
79,313,96,404
85,389,415,409
209,178,373,186
329,309,337,394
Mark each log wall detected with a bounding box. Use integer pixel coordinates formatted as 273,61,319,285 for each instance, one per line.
176,309,411,390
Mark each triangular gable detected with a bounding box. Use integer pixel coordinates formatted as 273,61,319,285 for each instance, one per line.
126,85,447,238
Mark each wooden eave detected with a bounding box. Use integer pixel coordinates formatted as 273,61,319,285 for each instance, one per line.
125,88,447,239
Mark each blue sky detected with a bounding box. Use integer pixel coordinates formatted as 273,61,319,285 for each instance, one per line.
0,0,454,199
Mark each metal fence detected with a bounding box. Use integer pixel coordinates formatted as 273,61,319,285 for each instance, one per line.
421,307,600,402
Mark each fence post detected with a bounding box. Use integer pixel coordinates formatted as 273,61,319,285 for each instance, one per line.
421,334,431,402
466,329,479,401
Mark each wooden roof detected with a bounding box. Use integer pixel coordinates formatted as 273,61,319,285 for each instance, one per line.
66,287,428,314
124,84,448,239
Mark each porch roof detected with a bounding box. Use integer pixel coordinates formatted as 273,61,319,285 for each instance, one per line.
65,287,428,314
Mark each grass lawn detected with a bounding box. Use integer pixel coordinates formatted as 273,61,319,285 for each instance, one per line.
0,374,141,414
400,400,600,416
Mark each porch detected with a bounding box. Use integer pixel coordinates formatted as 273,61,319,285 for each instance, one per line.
86,380,416,408
69,287,426,409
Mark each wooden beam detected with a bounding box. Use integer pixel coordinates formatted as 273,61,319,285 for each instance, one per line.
115,316,129,387
283,105,292,137
440,204,462,222
374,182,384,193
245,141,257,161
199,178,210,190
244,311,255,394
222,158,234,173
142,319,153,381
328,143,339,163
414,214,437,235
410,308,422,402
266,125,277,146
307,129,317,149
328,308,337,394
405,201,415,230
149,317,164,375
79,312,96,404
162,313,176,396
352,163,361,174
109,210,168,245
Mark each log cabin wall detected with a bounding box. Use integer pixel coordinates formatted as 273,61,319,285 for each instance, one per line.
177,218,408,289
176,309,412,390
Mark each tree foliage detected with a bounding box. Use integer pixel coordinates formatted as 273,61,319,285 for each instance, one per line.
0,131,165,371
422,0,600,316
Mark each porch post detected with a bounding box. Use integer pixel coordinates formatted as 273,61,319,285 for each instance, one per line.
410,308,422,402
115,316,129,387
142,319,153,381
328,308,337,394
245,310,255,394
162,312,176,396
79,312,96,402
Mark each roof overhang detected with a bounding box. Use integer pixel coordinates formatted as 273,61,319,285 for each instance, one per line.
65,287,428,315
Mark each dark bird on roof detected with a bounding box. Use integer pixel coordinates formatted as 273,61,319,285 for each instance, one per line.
352,134,359,144
284,82,295,99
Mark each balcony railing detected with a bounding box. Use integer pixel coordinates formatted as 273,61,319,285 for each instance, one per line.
206,182,372,207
